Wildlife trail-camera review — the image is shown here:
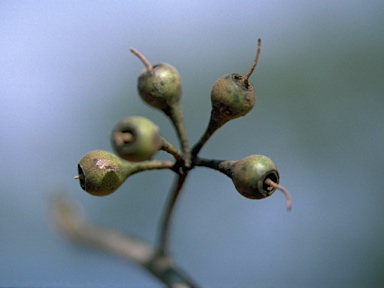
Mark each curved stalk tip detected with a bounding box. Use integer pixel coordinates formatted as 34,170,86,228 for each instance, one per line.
130,48,153,71
265,178,292,211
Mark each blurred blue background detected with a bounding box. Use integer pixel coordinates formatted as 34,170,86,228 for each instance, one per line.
1,1,384,287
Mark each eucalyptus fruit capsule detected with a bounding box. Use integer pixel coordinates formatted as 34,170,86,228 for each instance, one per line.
210,72,256,125
137,63,182,110
75,150,134,196
111,116,162,162
195,154,292,210
130,48,182,111
231,155,292,209
75,150,174,196
131,48,189,157
231,155,279,200
191,39,261,157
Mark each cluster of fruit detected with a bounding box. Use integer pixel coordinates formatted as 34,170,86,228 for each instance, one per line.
75,39,291,210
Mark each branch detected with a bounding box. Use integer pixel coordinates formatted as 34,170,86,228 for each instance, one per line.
157,172,189,255
51,194,199,288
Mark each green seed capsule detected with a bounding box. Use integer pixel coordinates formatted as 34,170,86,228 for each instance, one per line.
75,150,135,196
111,116,162,162
195,153,292,209
191,40,261,157
210,73,256,124
231,155,279,199
131,48,189,156
75,150,175,197
138,63,182,111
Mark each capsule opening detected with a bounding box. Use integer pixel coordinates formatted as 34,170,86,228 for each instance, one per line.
262,171,279,195
119,129,135,144
77,164,86,190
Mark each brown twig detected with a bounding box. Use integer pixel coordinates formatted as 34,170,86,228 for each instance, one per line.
51,194,199,287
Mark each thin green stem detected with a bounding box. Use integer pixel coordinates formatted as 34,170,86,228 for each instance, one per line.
194,157,237,178
191,116,224,158
163,103,191,168
160,137,183,162
132,159,175,174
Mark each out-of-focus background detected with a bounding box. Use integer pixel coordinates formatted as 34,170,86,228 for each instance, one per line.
1,1,383,287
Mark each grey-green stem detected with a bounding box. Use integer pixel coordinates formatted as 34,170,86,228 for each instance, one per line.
191,117,224,158
163,103,191,168
157,172,189,256
160,136,184,162
194,157,236,177
132,159,175,174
